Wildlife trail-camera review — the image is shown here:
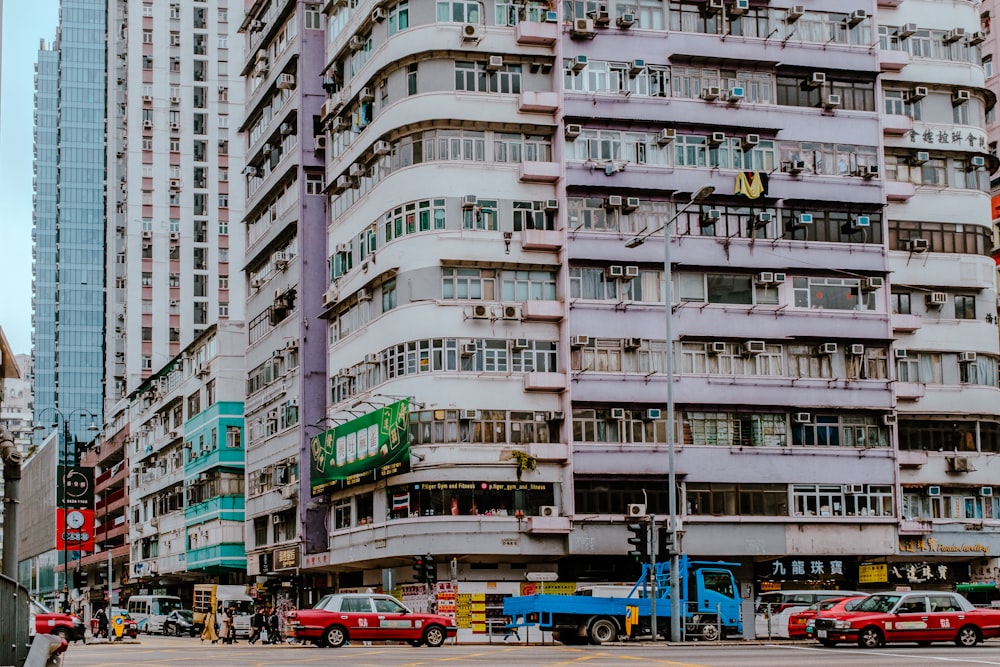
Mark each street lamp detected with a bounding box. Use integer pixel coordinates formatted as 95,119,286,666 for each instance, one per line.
625,184,714,642
34,408,99,611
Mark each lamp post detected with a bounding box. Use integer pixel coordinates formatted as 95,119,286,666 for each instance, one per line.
34,408,99,611
626,184,714,642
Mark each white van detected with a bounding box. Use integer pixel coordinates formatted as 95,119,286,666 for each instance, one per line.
126,595,183,634
755,590,865,638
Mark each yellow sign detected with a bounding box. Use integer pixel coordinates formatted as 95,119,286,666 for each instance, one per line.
859,563,888,584
625,605,639,635
899,538,990,555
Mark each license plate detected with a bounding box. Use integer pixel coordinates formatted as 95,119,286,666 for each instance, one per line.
817,630,827,638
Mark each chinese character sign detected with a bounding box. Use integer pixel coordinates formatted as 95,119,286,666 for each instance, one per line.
309,399,411,493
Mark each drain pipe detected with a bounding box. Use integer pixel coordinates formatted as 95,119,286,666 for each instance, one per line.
1,427,23,580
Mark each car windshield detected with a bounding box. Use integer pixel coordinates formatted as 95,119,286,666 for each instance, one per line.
844,597,867,611
110,609,131,619
855,594,900,613
161,599,183,614
177,610,193,620
222,600,255,615
31,600,52,614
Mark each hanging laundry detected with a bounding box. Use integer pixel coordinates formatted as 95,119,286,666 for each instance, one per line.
734,171,768,199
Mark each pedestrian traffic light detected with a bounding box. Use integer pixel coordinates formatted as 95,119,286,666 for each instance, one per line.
423,555,436,585
73,570,88,589
413,555,427,583
626,522,649,558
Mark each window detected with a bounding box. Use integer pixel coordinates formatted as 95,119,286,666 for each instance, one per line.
792,414,889,448
891,292,911,315
442,268,495,300
793,277,874,311
954,295,976,319
437,0,480,22
382,279,397,311
389,1,409,34
687,483,788,516
406,63,418,95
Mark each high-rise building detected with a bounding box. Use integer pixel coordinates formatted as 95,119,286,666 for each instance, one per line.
105,0,246,405
287,0,1000,632
31,1,106,450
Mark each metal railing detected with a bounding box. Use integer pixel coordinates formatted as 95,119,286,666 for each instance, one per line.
0,573,30,667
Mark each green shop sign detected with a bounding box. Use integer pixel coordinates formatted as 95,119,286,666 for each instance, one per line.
310,399,411,493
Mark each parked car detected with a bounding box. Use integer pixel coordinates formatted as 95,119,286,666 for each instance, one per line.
804,595,870,640
286,593,457,648
107,608,139,639
755,590,865,638
162,609,201,636
811,590,1000,648
789,596,866,639
30,599,86,642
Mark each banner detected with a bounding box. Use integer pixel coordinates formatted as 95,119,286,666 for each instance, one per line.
56,507,94,551
310,399,410,494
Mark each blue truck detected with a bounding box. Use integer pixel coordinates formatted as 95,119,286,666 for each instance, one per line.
503,556,742,645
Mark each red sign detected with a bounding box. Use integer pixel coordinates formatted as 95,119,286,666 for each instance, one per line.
56,508,94,551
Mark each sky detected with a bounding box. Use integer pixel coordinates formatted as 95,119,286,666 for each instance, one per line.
0,1,59,356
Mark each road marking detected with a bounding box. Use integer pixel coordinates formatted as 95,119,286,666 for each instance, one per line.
775,643,1000,665
546,649,716,667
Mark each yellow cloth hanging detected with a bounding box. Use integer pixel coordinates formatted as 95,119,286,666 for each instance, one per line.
734,171,765,199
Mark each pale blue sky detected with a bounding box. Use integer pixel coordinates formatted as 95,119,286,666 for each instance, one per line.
0,1,58,355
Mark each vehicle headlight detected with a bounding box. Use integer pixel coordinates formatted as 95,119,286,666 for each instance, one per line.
806,620,815,629
834,620,851,630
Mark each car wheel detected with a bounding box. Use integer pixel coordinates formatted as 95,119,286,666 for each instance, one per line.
956,625,980,647
819,639,837,648
699,623,721,642
323,625,348,648
857,626,883,649
587,617,618,645
53,628,70,642
408,639,422,647
423,625,446,648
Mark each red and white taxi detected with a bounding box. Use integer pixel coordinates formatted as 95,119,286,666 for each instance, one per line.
286,593,457,648
811,591,1000,648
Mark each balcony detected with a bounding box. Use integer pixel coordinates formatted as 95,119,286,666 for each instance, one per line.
518,161,561,183
898,518,932,535
524,372,567,392
521,299,564,322
518,91,559,113
885,180,916,202
895,382,926,401
882,114,913,137
520,229,562,251
516,21,559,47
526,515,572,534
891,313,922,333
879,49,910,72
897,450,928,468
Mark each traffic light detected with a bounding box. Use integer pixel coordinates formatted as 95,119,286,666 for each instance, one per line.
626,522,649,558
423,555,436,585
73,570,88,589
413,555,427,583
659,527,677,557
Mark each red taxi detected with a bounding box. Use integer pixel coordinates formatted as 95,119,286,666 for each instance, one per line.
811,591,1000,648
286,593,457,648
789,596,866,639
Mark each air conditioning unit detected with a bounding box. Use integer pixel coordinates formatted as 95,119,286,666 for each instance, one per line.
709,341,728,355
911,151,929,165
169,179,182,189
348,35,364,50
572,55,589,72
731,0,750,15
817,342,838,355
969,156,987,169
169,231,180,240
364,353,380,365
605,265,624,279
657,128,676,145
927,485,941,497
701,87,721,102
249,20,264,31
846,9,866,27
844,484,865,494
894,348,908,359
610,408,626,420
847,215,871,230
462,194,478,208
262,143,274,154
624,265,640,278
944,27,965,43
790,213,813,228
544,10,559,23
701,209,722,224
793,412,812,424
705,0,724,14
959,351,977,363
753,211,772,228
626,503,646,517
356,288,371,302
908,86,929,102
461,343,478,356
279,122,294,136
926,292,947,306
622,197,640,214
487,55,504,71
460,409,481,420
644,408,661,420
334,175,350,191
899,23,917,39
565,124,582,139
905,238,929,253
539,505,559,517
947,456,971,472
820,94,840,111
882,413,897,426
462,23,483,41
512,338,529,350
500,304,521,320
807,72,826,88
571,18,596,38
861,164,879,179
547,411,565,421
330,116,347,131
860,277,883,292
968,31,985,46
590,9,611,26
470,304,490,319
277,73,295,89
743,134,760,148
787,5,805,22
727,87,745,102
617,13,636,28
545,199,559,212
981,487,994,497
371,7,387,22
606,195,623,209
143,119,153,128
349,163,364,178
272,514,282,525
953,89,971,104
571,335,590,347
742,340,766,355
756,272,775,285
629,59,645,77
848,344,866,356
787,160,807,175
373,140,391,156
624,336,641,349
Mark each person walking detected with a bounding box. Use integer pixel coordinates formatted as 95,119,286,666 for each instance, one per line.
94,607,109,639
219,607,234,644
502,616,521,642
201,610,219,644
265,606,280,644
248,606,265,644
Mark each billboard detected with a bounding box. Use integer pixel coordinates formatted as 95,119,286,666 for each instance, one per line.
310,399,411,494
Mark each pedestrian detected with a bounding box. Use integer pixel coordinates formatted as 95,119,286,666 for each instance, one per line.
248,605,265,644
219,607,234,644
201,610,219,644
94,607,109,639
265,606,279,644
502,616,520,642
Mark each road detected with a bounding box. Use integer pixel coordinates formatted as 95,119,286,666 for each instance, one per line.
60,635,1000,666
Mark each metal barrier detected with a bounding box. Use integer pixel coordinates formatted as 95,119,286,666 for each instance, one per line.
0,573,30,667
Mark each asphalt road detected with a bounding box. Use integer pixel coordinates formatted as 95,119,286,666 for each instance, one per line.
60,635,1000,667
